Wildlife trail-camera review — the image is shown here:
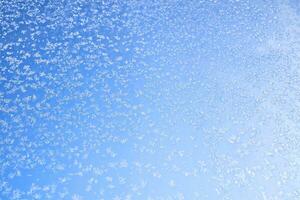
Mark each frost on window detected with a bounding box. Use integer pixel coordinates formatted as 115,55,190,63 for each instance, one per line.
1,0,300,199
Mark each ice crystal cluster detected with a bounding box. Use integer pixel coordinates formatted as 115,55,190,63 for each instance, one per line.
1,0,300,199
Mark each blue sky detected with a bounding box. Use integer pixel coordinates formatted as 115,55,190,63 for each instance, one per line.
1,0,300,199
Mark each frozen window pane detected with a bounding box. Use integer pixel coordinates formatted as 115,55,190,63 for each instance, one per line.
1,0,300,199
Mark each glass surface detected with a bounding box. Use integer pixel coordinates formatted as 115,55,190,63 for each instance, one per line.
1,0,300,199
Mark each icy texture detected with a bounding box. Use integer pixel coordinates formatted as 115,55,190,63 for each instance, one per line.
1,0,300,199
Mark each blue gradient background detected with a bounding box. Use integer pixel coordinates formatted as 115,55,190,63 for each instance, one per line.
1,0,300,199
